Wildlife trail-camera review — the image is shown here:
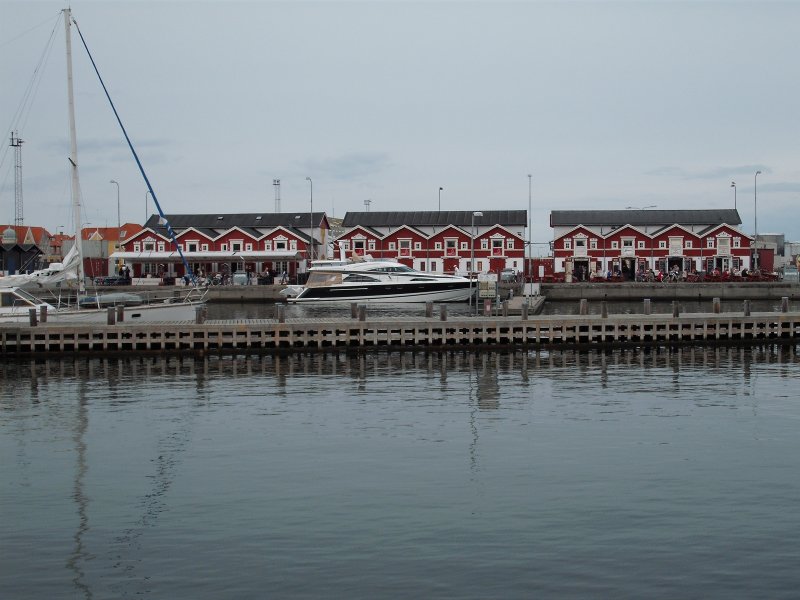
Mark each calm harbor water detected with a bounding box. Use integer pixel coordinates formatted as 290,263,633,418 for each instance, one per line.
2,346,800,599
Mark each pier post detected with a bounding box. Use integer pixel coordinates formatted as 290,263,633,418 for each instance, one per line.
483,299,492,317
116,305,124,323
426,302,433,318
358,305,366,322
579,299,588,315
502,300,508,317
712,297,721,314
440,305,447,321
643,299,651,315
276,304,285,323
107,307,116,325
601,301,608,319
672,300,680,317
195,305,206,324
743,300,751,316
781,297,789,313
39,306,47,323
351,303,358,319
521,303,529,321
29,308,37,327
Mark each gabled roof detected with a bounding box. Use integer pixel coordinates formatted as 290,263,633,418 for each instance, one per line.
144,212,327,230
551,209,742,227
696,223,752,238
342,210,527,228
339,224,385,238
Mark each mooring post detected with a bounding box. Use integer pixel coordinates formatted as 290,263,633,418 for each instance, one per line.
351,303,358,319
781,297,789,313
29,308,37,327
107,307,115,325
116,305,124,323
358,305,366,321
276,304,285,323
601,301,608,319
39,305,47,324
440,305,447,321
426,302,433,318
521,303,529,321
195,305,205,324
579,299,588,315
643,299,651,315
712,297,721,314
743,299,751,316
502,300,508,317
672,300,680,317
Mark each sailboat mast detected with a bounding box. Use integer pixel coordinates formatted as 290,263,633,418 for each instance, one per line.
64,8,84,292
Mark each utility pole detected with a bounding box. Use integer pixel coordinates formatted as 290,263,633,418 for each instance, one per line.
10,132,24,226
273,179,281,213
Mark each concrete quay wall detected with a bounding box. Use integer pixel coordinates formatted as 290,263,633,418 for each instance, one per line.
541,282,799,302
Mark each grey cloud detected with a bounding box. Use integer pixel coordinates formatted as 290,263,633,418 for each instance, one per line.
646,165,771,180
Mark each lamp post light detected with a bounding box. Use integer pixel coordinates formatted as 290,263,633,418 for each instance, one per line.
731,181,737,211
306,177,313,260
527,174,532,299
754,170,761,270
438,187,443,212
470,211,483,314
145,190,152,224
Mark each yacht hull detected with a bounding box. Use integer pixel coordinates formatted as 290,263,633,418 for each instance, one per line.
289,280,474,304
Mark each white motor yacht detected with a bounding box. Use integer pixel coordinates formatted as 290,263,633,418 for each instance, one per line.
287,256,474,303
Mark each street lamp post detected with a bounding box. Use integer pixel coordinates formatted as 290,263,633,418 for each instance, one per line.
731,181,737,211
438,187,443,212
470,211,483,314
754,170,761,270
145,190,152,224
110,180,120,231
527,174,532,300
306,177,313,260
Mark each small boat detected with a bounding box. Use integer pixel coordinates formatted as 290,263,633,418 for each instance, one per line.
0,286,201,323
287,255,474,304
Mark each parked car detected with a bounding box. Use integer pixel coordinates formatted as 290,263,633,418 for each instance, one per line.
500,268,517,283
94,275,128,286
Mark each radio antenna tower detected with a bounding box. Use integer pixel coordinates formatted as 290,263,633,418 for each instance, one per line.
10,132,24,226
273,179,281,213
363,198,372,212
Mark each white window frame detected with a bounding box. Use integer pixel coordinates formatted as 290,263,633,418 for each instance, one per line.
564,239,572,250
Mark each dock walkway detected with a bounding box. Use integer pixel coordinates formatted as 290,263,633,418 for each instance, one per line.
2,309,799,356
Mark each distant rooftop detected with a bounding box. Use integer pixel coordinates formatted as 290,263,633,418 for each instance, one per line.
343,211,527,228
551,209,742,227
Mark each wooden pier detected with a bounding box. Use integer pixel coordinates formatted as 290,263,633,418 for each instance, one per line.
2,310,800,356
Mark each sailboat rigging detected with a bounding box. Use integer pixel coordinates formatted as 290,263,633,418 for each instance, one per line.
0,8,205,324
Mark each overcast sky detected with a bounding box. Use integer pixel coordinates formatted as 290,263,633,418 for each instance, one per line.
2,1,798,253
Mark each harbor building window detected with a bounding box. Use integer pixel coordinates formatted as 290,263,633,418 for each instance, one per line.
506,239,514,249
589,239,598,250
157,242,165,252
685,240,693,249
340,241,349,251
481,239,489,250
245,243,253,251
460,242,468,250
733,238,741,248
388,242,396,250
492,239,504,255
637,241,645,249
265,241,272,250
134,243,141,252
275,240,287,251
144,241,155,251
435,242,442,250
564,239,572,250
353,239,365,254
611,241,618,250
414,242,422,250
187,242,198,252
707,238,714,248
202,244,209,251
289,240,297,250
368,241,376,251
231,241,243,252
659,241,667,249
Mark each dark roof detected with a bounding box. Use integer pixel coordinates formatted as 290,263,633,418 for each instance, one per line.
551,209,741,227
342,211,527,228
144,212,326,229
